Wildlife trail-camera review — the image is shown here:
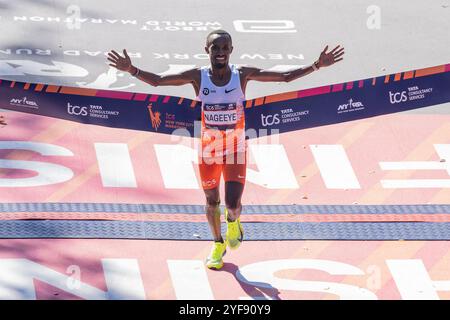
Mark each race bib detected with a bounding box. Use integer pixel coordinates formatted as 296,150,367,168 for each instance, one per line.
203,103,238,130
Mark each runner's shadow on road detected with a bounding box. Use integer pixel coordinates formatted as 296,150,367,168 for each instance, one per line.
221,262,281,300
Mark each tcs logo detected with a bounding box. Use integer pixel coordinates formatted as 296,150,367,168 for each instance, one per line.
202,179,217,188
389,91,407,104
261,113,280,127
67,102,88,116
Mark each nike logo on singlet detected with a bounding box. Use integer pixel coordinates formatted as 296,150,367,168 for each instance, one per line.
225,88,236,94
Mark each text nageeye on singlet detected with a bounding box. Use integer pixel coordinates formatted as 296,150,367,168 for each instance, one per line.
203,103,238,129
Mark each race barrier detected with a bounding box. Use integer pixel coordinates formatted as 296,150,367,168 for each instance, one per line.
1,63,449,138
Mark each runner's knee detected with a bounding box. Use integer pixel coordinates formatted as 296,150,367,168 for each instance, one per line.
225,199,241,211
205,195,220,208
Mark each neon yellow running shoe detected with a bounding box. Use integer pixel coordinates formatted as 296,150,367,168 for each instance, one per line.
206,241,227,270
225,208,244,250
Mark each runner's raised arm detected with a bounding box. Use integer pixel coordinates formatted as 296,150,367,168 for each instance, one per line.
242,45,345,84
107,49,200,90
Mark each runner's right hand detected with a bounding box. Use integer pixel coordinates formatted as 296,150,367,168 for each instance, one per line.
107,49,133,73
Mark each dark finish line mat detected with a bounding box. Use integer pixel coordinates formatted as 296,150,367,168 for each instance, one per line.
1,202,450,214
0,203,449,240
0,220,449,240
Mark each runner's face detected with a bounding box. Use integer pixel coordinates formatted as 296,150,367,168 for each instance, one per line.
205,35,233,69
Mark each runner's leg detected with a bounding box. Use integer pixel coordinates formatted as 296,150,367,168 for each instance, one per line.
224,181,244,221
200,155,227,269
204,187,222,242
199,156,224,242
223,151,246,221
223,152,246,249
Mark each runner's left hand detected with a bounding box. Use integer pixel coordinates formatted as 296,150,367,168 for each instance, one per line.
317,45,345,67
0,115,7,126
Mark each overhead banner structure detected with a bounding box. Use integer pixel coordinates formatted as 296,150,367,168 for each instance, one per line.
1,63,449,138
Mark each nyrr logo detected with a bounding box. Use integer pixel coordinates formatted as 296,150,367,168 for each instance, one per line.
9,97,39,109
67,102,88,116
337,98,364,113
389,91,407,104
147,103,162,131
261,113,280,127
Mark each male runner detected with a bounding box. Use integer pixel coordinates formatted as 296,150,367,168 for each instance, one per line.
107,30,344,269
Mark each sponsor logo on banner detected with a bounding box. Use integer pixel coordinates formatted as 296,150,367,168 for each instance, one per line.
9,97,39,109
67,102,88,116
147,103,162,131
163,112,193,130
389,91,407,104
89,104,119,119
67,102,120,119
261,113,280,127
280,108,309,124
262,108,309,127
389,86,433,104
337,98,365,114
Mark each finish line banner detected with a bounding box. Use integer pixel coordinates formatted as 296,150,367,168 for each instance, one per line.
0,63,449,138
